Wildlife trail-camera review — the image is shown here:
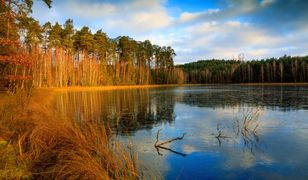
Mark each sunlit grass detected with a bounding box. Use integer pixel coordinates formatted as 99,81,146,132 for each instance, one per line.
0,90,139,179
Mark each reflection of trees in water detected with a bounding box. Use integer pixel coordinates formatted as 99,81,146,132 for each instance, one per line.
177,86,308,111
55,89,176,135
54,86,307,135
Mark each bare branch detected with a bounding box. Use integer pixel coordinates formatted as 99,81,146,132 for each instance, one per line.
156,133,186,147
154,129,187,157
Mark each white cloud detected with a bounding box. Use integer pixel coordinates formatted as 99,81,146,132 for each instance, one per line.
68,1,117,18
104,11,171,33
171,19,308,63
65,0,172,34
178,9,220,23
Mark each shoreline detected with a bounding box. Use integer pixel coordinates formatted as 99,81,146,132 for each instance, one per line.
36,84,198,92
2,82,308,96
34,82,308,92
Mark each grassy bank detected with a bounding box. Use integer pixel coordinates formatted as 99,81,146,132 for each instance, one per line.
0,90,138,179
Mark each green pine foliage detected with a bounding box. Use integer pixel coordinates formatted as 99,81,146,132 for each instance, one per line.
179,56,308,83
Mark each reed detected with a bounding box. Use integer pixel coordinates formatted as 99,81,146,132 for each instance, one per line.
0,90,139,179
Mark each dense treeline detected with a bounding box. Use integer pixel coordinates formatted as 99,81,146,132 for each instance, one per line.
179,56,308,83
0,0,185,92
179,60,239,83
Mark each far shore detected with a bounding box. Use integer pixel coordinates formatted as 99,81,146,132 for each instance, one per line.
38,84,195,92
238,82,308,86
33,82,308,92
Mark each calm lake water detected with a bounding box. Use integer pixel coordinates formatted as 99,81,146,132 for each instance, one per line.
55,85,308,179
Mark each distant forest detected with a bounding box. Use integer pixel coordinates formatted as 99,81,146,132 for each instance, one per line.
178,56,308,83
0,1,185,92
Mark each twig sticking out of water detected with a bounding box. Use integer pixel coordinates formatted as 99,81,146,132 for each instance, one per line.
154,129,162,147
215,123,230,146
239,109,262,153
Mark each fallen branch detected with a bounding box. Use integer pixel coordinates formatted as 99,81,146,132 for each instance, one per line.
154,129,187,156
156,133,186,147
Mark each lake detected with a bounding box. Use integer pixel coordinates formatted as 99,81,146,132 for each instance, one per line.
54,85,308,179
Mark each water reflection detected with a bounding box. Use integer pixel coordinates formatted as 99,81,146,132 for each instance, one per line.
54,85,308,179
55,85,308,135
55,89,176,135
215,108,263,153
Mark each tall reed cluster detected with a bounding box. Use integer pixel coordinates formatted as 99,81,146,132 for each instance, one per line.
0,90,138,179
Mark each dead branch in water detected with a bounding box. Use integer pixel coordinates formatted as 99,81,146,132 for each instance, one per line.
154,129,186,147
154,129,187,156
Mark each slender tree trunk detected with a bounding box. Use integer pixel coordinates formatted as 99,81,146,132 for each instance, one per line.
6,0,11,39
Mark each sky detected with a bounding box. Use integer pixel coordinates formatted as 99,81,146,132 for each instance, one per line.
32,0,308,64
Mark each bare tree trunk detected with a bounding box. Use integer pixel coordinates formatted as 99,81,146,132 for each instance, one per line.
6,0,11,39
279,62,283,82
261,64,264,83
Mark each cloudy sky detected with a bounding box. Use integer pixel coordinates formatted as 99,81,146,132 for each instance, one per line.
32,0,308,64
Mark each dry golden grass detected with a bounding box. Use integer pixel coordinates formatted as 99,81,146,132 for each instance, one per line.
0,90,139,179
20,118,138,179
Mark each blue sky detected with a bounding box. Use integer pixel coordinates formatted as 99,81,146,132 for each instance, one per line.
32,0,308,64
